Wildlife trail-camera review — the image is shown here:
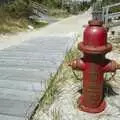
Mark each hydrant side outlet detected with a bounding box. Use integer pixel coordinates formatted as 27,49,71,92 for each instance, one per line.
78,54,106,113
69,20,120,113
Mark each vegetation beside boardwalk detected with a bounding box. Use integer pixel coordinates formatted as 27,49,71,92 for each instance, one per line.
0,0,67,33
0,0,48,33
91,0,120,13
0,0,91,33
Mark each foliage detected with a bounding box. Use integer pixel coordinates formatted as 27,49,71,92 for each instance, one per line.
34,0,61,8
48,8,69,18
91,0,97,4
91,0,120,6
91,0,120,14
109,6,120,13
39,66,62,108
38,0,90,14
3,0,32,18
102,0,120,13
93,1,102,11
102,0,120,6
0,0,48,33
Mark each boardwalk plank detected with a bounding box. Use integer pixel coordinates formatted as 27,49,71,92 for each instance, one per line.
0,80,46,92
0,67,52,82
0,36,74,119
0,114,24,120
0,59,59,68
0,88,41,102
0,99,36,118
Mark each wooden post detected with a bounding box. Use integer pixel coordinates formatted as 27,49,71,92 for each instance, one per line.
105,7,109,26
61,0,64,9
102,7,105,22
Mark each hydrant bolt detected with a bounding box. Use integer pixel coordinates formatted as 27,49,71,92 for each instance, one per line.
69,20,120,113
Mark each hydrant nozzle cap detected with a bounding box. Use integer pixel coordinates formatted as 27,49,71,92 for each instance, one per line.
88,20,103,26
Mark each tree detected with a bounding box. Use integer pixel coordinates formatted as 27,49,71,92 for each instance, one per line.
35,0,61,8
102,0,120,6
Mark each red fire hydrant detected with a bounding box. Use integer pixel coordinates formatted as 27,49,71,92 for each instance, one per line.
69,20,120,113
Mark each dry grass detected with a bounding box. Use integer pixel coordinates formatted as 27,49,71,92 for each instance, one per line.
0,1,48,33
0,17,28,33
31,41,120,120
48,8,70,18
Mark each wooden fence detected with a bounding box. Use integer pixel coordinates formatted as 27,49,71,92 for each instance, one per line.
92,2,120,26
102,3,120,25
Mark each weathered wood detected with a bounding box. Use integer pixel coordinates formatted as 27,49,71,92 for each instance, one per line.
0,36,74,120
0,99,36,117
102,2,120,25
107,12,120,19
31,1,48,16
0,80,45,92
0,114,24,120
0,67,51,82
0,87,42,102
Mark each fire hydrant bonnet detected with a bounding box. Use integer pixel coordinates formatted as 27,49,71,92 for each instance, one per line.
78,20,112,54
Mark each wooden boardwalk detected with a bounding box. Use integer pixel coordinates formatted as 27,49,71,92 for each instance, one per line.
0,35,74,120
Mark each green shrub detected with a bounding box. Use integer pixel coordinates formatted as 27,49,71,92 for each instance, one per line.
0,0,47,33
4,0,32,18
48,8,69,18
33,0,61,8
109,6,120,13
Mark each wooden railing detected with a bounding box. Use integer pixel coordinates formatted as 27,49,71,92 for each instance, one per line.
102,3,120,25
31,1,48,17
92,2,120,26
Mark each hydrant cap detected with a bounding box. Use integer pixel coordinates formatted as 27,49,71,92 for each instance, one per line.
88,20,103,26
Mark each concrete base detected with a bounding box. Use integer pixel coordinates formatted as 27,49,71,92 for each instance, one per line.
78,96,106,113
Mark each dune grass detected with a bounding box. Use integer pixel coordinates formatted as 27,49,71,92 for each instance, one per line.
0,0,48,33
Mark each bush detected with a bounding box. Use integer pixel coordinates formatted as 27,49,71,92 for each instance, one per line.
109,6,120,13
4,0,32,18
0,0,48,33
48,8,69,18
34,0,61,8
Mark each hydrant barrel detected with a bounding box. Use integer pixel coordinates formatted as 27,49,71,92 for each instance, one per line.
80,54,106,111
